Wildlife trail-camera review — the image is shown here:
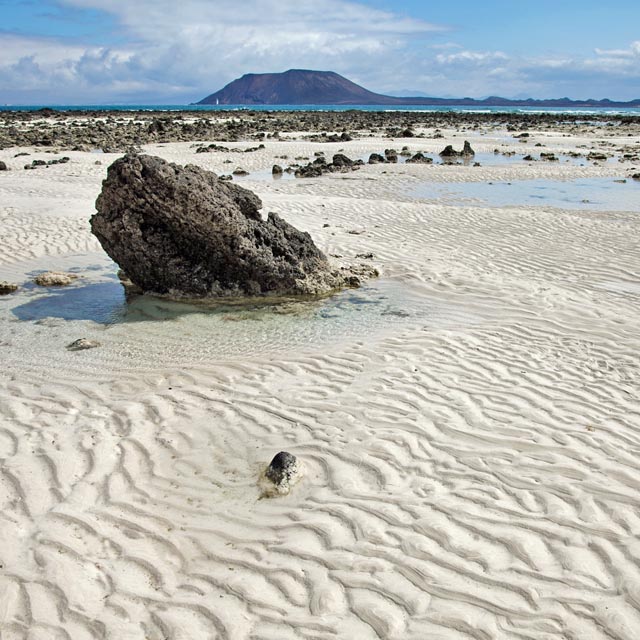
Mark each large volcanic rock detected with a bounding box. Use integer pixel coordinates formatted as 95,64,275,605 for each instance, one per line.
91,154,358,298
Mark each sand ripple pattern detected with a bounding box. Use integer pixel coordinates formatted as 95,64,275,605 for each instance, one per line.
1,138,640,638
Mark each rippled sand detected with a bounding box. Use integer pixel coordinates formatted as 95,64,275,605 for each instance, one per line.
1,126,640,639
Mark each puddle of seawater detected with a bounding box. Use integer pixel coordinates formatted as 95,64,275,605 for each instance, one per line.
0,253,477,367
411,177,640,212
231,152,618,182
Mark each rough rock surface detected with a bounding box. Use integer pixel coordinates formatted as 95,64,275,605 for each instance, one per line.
91,154,367,298
0,281,18,294
33,271,78,286
262,451,303,496
0,161,7,171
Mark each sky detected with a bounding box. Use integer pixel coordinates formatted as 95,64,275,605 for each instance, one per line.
0,0,639,104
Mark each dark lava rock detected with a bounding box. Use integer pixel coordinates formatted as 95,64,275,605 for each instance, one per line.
384,149,398,162
406,152,433,164
440,141,475,158
401,128,414,137
439,145,458,157
332,153,353,168
272,164,283,175
540,152,558,161
0,281,18,294
232,167,249,176
631,173,640,180
91,154,360,298
0,161,7,171
523,155,536,161
368,153,386,164
264,451,302,495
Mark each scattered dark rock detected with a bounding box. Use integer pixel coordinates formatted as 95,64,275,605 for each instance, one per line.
540,152,558,161
0,161,7,171
439,141,475,158
523,155,536,161
232,167,249,176
384,149,398,162
272,164,283,175
406,152,433,164
332,153,353,168
0,281,18,294
401,128,414,137
91,154,372,298
631,173,640,180
368,153,386,164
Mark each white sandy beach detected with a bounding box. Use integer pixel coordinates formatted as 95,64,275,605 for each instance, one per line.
1,124,640,639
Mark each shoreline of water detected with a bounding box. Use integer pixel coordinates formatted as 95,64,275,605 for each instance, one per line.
2,103,640,116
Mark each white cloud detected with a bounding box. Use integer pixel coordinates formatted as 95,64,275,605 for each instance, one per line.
0,2,639,103
0,0,446,102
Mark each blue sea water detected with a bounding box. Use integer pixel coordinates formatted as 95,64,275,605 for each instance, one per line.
1,104,640,116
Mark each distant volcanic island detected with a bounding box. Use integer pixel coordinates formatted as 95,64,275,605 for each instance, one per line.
197,69,640,108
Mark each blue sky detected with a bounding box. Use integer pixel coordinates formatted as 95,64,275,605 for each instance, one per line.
1,0,639,104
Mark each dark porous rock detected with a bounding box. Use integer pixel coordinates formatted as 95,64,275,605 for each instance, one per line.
439,144,458,157
0,281,19,295
232,166,249,176
631,173,640,180
0,161,7,171
262,451,302,496
91,154,366,298
272,164,283,175
401,128,415,137
368,153,386,164
540,152,558,161
384,149,398,163
406,152,433,164
523,154,536,161
440,141,475,158
331,153,354,168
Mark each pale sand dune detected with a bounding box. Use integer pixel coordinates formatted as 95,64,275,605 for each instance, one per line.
1,131,640,639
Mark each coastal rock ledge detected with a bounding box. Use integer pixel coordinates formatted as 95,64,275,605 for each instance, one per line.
91,154,372,298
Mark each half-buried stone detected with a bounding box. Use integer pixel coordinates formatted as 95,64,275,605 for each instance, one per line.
91,154,375,299
261,451,303,497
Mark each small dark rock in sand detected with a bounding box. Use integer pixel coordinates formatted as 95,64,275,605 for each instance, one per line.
232,166,249,176
66,338,101,351
630,173,640,180
263,451,302,496
0,161,7,171
91,154,373,298
0,281,18,294
272,164,283,175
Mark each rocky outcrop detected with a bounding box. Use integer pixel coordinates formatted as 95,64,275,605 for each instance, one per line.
91,154,372,298
439,141,475,159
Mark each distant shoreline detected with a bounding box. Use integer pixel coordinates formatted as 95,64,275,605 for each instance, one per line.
2,104,640,116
